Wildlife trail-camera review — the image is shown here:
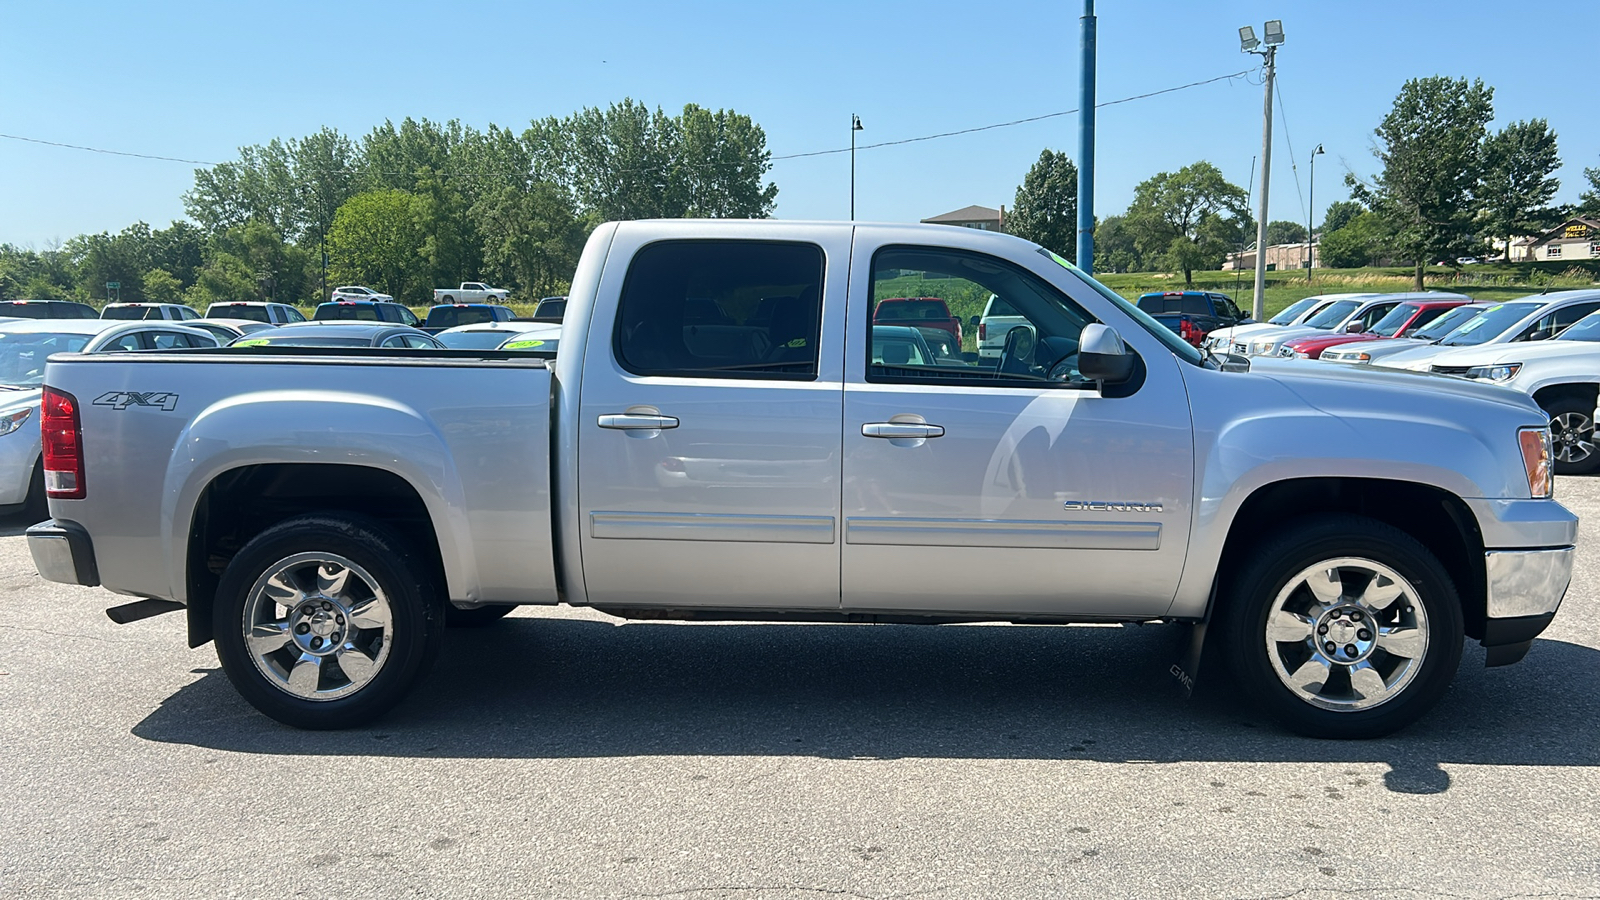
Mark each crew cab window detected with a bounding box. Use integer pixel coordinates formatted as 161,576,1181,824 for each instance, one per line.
868,246,1096,388
615,240,824,380
104,333,144,351
148,332,193,349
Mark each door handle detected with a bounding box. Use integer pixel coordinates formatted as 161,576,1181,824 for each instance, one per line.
862,422,944,439
599,414,680,430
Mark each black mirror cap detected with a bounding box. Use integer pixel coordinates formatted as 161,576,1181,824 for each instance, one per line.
968,315,981,327
1081,349,1134,384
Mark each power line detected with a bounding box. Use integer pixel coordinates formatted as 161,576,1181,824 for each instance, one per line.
0,132,217,166
1273,79,1307,225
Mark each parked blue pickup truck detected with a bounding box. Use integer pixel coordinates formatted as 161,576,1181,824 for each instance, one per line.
1137,291,1250,347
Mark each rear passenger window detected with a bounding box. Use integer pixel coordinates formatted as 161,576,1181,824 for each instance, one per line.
615,240,824,380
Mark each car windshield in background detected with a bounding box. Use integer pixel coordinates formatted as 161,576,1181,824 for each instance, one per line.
985,296,1021,317
316,305,382,321
238,336,371,348
101,306,161,320
1268,296,1319,325
535,298,566,318
1038,249,1204,365
1436,302,1541,346
876,300,948,320
1367,304,1420,338
427,308,497,329
437,331,520,350
1413,305,1482,340
211,305,272,323
1557,313,1600,342
0,332,93,387
1304,300,1362,329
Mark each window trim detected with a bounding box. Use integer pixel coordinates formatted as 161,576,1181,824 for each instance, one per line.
864,244,1101,391
611,238,827,383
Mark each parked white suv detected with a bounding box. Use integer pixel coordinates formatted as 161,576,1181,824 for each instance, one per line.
1375,291,1600,372
329,286,395,303
204,302,307,325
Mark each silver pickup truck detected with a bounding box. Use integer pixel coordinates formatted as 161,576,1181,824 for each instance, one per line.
28,220,1577,738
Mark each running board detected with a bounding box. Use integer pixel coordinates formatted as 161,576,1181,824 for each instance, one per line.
106,599,184,625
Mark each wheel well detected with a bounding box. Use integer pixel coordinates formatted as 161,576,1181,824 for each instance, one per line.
185,464,445,648
1532,382,1598,414
1215,478,1487,639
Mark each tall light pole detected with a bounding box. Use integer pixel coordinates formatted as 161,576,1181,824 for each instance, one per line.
1076,0,1097,273
850,115,863,220
1307,143,1324,282
1240,20,1283,321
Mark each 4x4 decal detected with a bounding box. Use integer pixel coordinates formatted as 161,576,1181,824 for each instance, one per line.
92,391,180,412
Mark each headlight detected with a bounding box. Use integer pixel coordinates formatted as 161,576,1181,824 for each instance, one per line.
1464,363,1522,382
1249,340,1275,356
1519,427,1552,499
1345,352,1371,363
0,407,32,436
1292,351,1311,359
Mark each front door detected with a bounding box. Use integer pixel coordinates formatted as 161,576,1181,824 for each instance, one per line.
577,231,849,610
840,239,1194,618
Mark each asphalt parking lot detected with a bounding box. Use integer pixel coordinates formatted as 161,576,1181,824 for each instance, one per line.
1,481,1596,899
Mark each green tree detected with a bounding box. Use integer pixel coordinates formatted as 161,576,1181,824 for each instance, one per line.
1265,220,1307,245
327,190,425,301
1320,200,1363,234
675,104,779,217
1006,149,1078,258
1316,212,1387,269
1348,76,1494,289
1092,215,1143,273
1125,161,1250,284
1576,159,1600,216
1478,119,1561,260
64,222,156,302
142,268,182,304
476,181,586,297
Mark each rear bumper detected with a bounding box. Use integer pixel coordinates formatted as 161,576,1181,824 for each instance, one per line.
1479,547,1572,666
27,519,99,587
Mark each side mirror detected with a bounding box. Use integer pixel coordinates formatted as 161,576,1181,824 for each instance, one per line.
1526,329,1551,342
1343,322,1366,334
968,315,980,328
1079,323,1133,385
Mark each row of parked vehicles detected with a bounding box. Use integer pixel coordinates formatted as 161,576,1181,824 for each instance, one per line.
1133,289,1600,476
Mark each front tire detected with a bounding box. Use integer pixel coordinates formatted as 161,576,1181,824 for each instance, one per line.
1543,396,1599,475
1219,515,1464,739
212,513,443,729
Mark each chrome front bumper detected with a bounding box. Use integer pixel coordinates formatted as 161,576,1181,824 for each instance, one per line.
1480,546,1573,666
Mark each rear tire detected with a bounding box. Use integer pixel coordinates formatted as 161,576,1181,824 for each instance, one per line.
1542,396,1599,475
212,513,443,729
441,295,453,304
1218,515,1464,739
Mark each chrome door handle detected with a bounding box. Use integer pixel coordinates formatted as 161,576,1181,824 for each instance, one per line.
599,414,680,430
862,422,944,439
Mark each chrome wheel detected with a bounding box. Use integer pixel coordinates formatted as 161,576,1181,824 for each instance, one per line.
1551,411,1595,465
1264,557,1429,712
242,552,393,701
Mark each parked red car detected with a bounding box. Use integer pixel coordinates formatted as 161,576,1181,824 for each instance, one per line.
872,297,963,345
1281,298,1472,359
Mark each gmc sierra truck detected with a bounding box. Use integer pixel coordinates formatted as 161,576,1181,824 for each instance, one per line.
27,220,1577,738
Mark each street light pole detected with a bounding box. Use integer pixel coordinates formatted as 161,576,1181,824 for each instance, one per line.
850,115,863,220
1076,0,1097,273
1307,143,1323,282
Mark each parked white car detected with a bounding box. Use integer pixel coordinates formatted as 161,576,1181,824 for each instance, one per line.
0,320,218,518
204,301,307,325
330,286,395,303
1321,303,1492,364
1425,310,1600,474
1203,293,1358,354
434,320,560,352
434,282,510,304
101,302,202,321
1374,291,1600,372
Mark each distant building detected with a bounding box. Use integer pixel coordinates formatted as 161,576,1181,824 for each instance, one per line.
1223,241,1316,271
1525,217,1600,262
922,205,1005,232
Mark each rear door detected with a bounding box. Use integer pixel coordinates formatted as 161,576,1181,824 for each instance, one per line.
839,235,1195,618
577,226,849,610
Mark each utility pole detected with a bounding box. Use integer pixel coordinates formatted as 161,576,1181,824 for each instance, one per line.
850,115,863,220
1076,0,1096,273
1307,143,1323,283
1250,44,1276,321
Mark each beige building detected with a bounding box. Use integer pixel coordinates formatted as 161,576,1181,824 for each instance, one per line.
1223,241,1316,271
1525,217,1600,262
922,205,1006,232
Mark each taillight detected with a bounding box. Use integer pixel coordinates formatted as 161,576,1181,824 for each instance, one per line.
978,322,987,341
1179,318,1196,340
42,387,85,499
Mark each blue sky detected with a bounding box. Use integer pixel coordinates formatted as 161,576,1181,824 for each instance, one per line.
5,0,1599,247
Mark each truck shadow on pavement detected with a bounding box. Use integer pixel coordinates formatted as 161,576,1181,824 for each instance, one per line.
133,617,1600,794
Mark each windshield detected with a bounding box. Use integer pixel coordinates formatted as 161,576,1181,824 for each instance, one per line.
101,305,161,320
438,331,521,349
0,332,93,387
1557,312,1600,342
1304,300,1362,329
1437,302,1541,346
210,304,271,323
315,304,381,321
1413,305,1482,340
1269,296,1319,325
427,307,498,329
1368,304,1420,338
1039,249,1205,365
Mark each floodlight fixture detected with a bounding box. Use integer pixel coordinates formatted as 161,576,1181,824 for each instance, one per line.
1264,19,1284,45
1238,25,1259,52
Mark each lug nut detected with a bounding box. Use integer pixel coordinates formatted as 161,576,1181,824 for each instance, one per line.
336,615,345,626
295,623,310,635
1318,624,1329,635
1358,629,1372,641
1324,641,1336,654
1344,644,1357,657
321,601,333,611
311,637,323,650
1349,611,1363,621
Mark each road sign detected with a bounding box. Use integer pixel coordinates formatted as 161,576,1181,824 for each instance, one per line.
106,282,120,289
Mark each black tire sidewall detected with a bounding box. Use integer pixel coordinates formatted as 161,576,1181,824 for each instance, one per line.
212,513,443,729
1221,515,1465,739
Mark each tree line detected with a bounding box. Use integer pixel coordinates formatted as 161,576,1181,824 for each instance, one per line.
1006,76,1600,288
0,99,778,306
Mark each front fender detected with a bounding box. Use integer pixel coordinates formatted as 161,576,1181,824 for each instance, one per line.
161,389,476,604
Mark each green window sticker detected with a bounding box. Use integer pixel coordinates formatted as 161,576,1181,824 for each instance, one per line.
233,338,271,347
502,339,546,349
